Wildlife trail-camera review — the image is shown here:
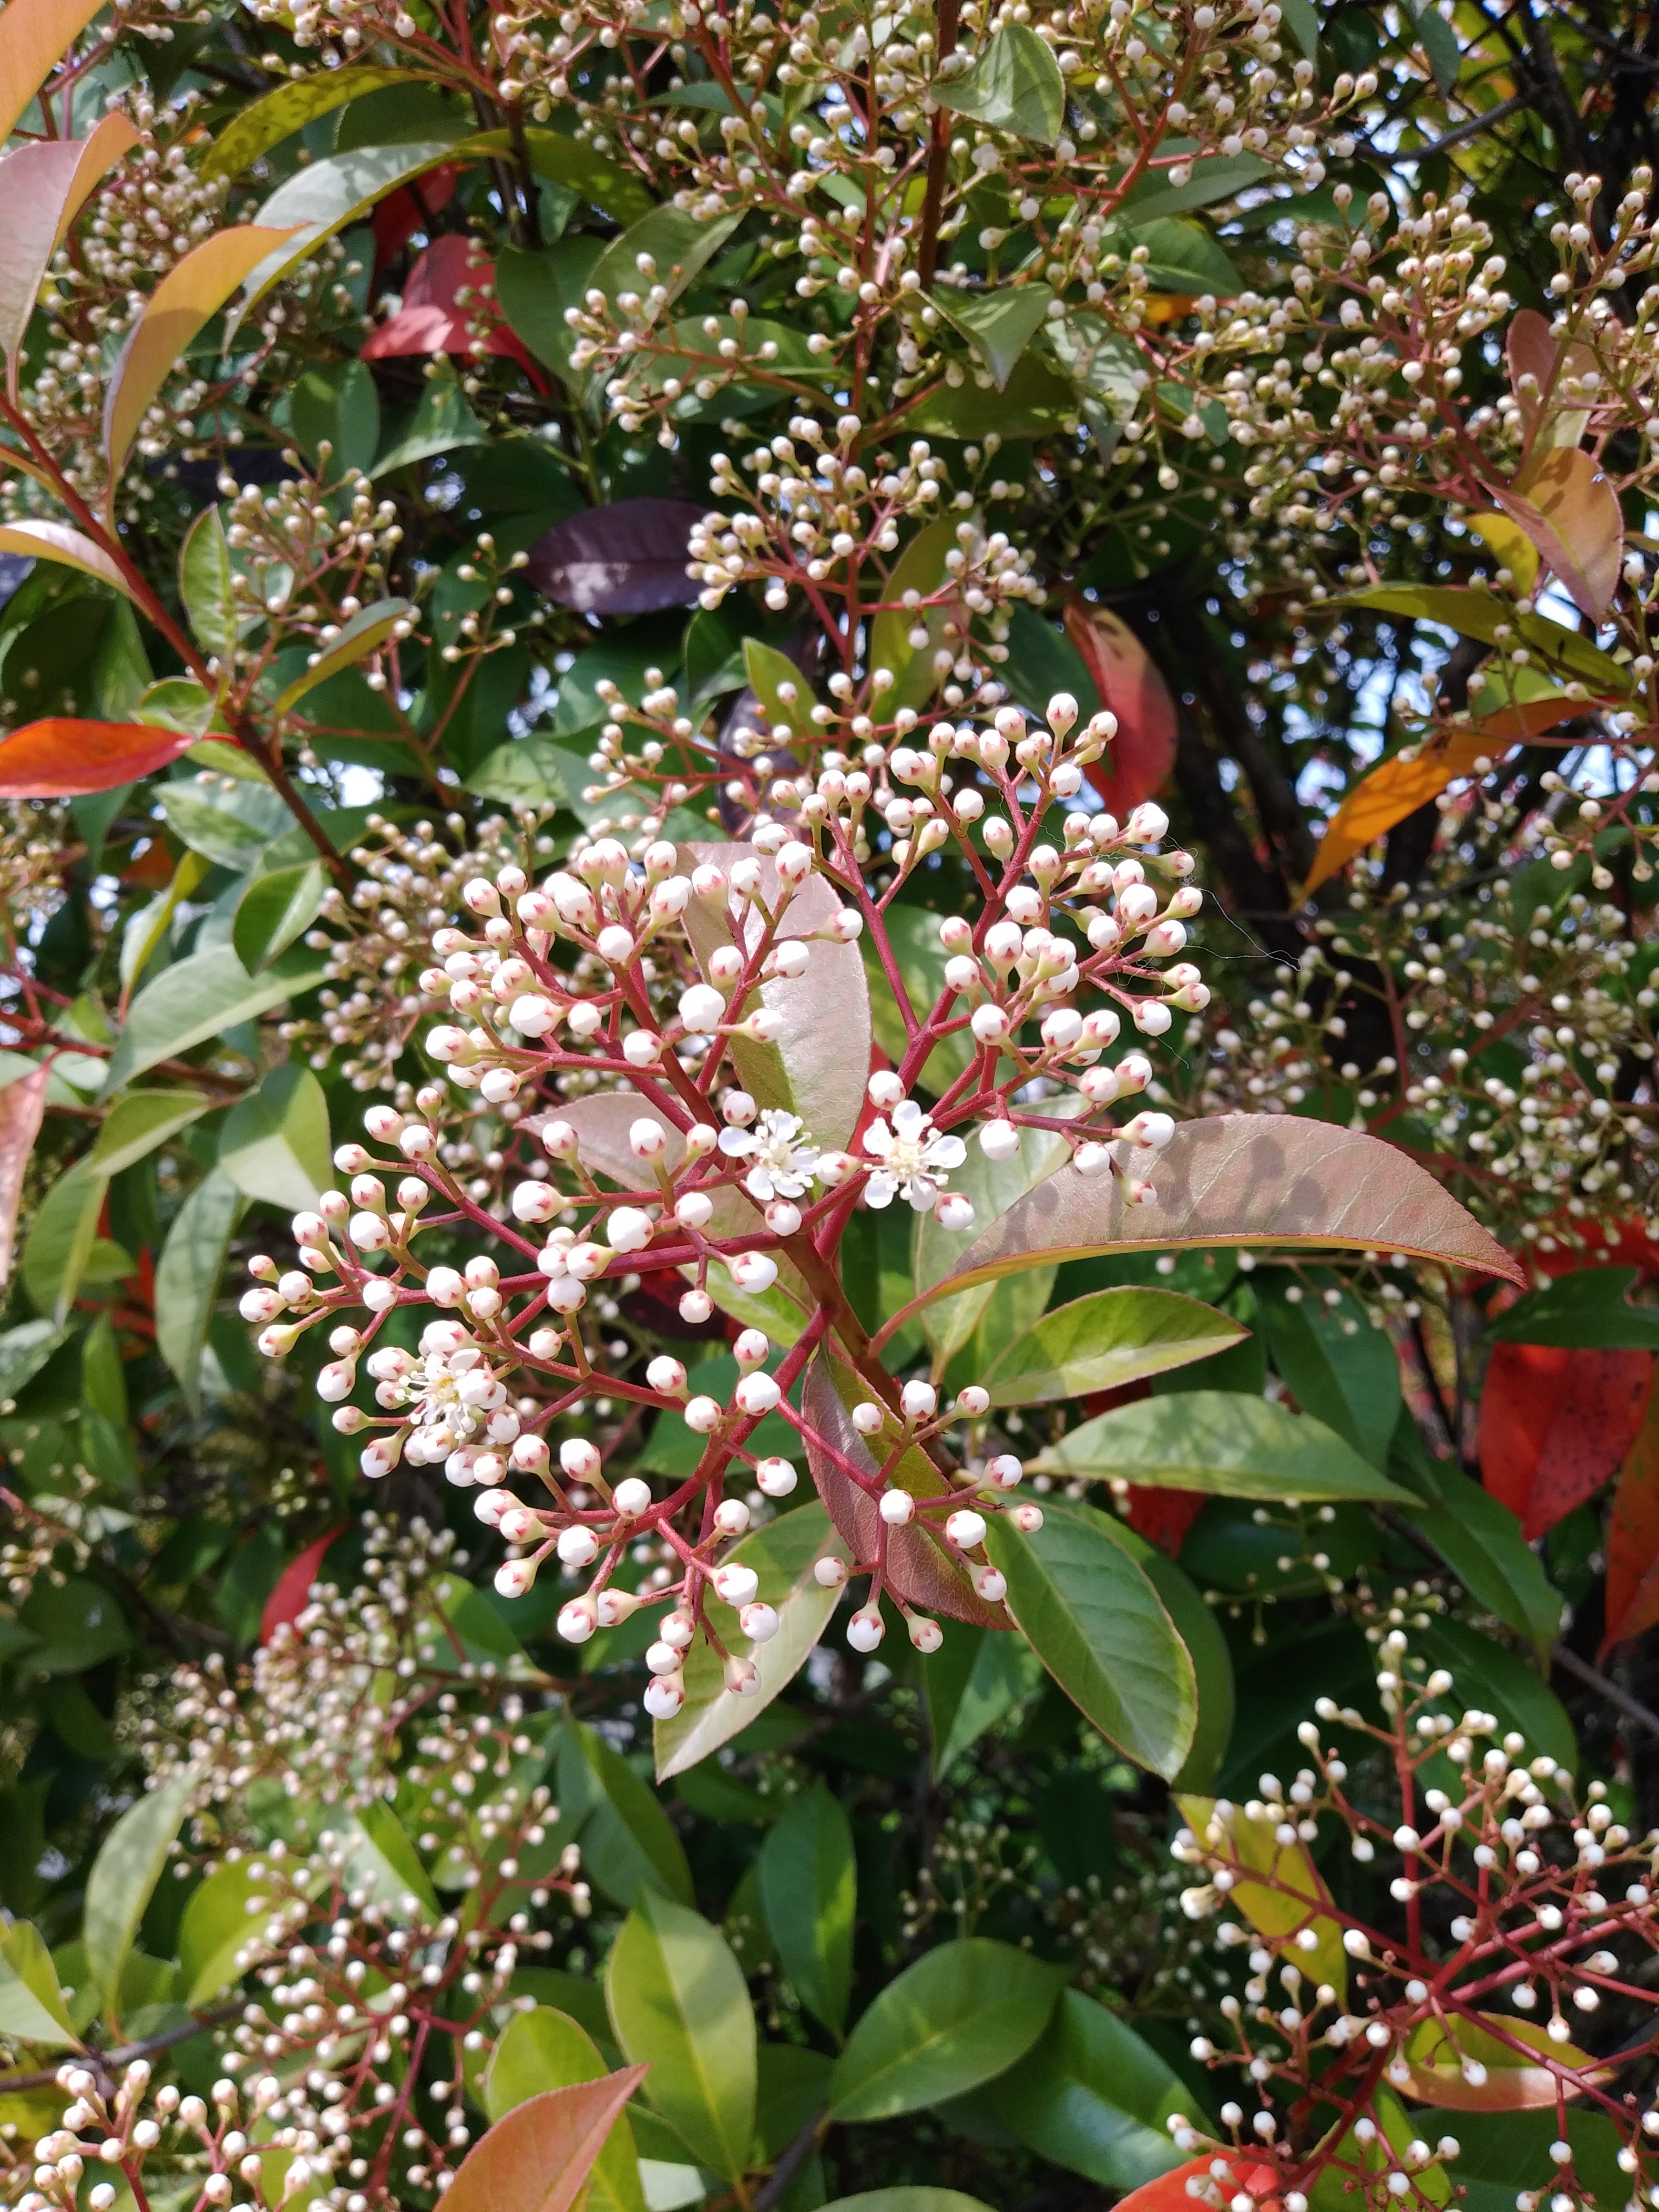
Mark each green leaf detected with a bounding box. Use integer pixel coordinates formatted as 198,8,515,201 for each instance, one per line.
372,363,488,475
1118,216,1241,294
287,359,382,478
1487,1267,1659,1348
868,517,964,714
1331,585,1631,695
22,1159,108,1324
1033,1392,1416,1502
485,2009,646,2212
0,1921,79,2049
923,1624,1043,1778
1277,0,1319,55
218,1061,331,1213
0,1319,70,1401
16,1576,130,1674
180,505,236,665
274,598,413,715
155,1168,243,1411
913,1115,1073,1367
497,237,604,381
1405,0,1461,92
900,352,1077,441
992,1990,1183,2188
1413,1618,1577,1776
179,1858,281,2007
241,139,474,317
741,637,810,740
157,778,295,869
936,283,1053,390
1120,153,1271,215
583,207,745,370
1393,1427,1561,1663
981,1288,1248,1407
1107,1520,1234,1791
340,1799,440,1919
107,945,326,1092
828,1937,1069,2121
478,125,655,224
1255,1274,1402,1467
654,1504,841,1779
233,860,328,974
201,63,415,179
559,1722,695,1907
90,1088,214,1178
83,1773,193,2019
606,1890,756,2181
934,25,1065,143
983,1497,1196,1777
759,1782,856,2036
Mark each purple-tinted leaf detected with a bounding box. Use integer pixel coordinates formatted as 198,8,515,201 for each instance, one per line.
525,499,707,614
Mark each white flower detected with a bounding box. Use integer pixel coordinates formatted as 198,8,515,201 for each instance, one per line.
717,1107,819,1199
861,1097,967,1212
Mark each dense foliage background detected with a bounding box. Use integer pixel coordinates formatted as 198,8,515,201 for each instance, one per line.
1,0,1659,2207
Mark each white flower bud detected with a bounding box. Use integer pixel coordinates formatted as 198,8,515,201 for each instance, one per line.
880,1488,916,1525
679,982,727,1030
630,1117,668,1159
851,1401,884,1434
847,1608,884,1653
684,1395,722,1433
497,1558,538,1599
946,1508,988,1549
868,1070,904,1107
606,1207,655,1252
955,1386,990,1416
612,1477,653,1516
509,994,561,1036
713,1562,759,1606
644,1675,686,1719
740,1600,780,1643
901,1380,938,1420
646,1356,687,1394
735,1372,781,1415
512,1180,561,1222
756,1457,798,1497
557,1596,598,1643
978,1119,1020,1160
814,1556,849,1587
728,1251,778,1293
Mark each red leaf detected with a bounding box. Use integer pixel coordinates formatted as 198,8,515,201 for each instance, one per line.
525,499,708,615
1119,2156,1280,2212
1480,1342,1652,1540
0,1063,47,1289
260,1523,348,1646
1125,1485,1206,1557
361,233,545,390
0,717,197,797
371,164,457,275
1601,1389,1659,1656
1062,601,1178,814
444,2069,649,2212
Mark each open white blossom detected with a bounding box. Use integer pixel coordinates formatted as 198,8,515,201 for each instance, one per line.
717,1107,819,1200
863,1099,968,1213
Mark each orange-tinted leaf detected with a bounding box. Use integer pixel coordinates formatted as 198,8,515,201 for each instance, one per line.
260,1523,348,1646
801,1355,1009,1628
0,113,138,398
1505,309,1597,451
912,1116,1521,1331
1494,447,1623,624
1479,1341,1652,1540
0,718,199,798
1600,1385,1659,1655
444,2069,649,2212
0,0,112,144
0,1065,48,1289
1303,733,1498,898
1401,2012,1607,2110
1063,602,1177,814
1118,2157,1280,2212
0,519,142,605
102,227,302,501
1175,1794,1347,1998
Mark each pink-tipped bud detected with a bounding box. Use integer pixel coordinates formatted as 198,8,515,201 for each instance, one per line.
756,1457,797,1497
909,1616,943,1653
847,1608,884,1653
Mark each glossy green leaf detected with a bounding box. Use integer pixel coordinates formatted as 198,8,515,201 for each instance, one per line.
158,778,295,868
1100,1513,1234,1791
179,504,236,664
759,1782,856,2037
934,25,1065,143
476,125,655,222
106,944,326,1092
372,362,487,475
981,1287,1247,1407
1414,1618,1577,1775
828,1937,1069,2121
983,1497,1195,1777
485,2008,646,2212
1034,1391,1415,1503
241,140,473,318
900,351,1077,440
1119,216,1240,293
22,1158,108,1324
179,1858,281,2007
274,597,413,715
741,636,809,739
583,207,745,359
89,1088,213,1178
1393,1425,1561,1662
83,1773,192,2018
937,282,1053,389
1176,1793,1348,1998
560,1722,695,1906
923,1624,1044,1779
606,1890,756,2181
993,1990,1183,2188
340,1799,440,1919
496,237,604,381
1254,1274,1402,1467
0,1921,79,2048
233,859,328,974
201,63,414,179
218,1061,331,1212
1332,585,1630,695
868,516,963,714
155,1168,243,1410
654,1503,841,1780
1120,153,1271,215
1487,1266,1659,1348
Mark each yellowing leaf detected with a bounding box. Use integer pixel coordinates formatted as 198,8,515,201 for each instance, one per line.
0,114,139,398
1466,511,1539,598
102,227,302,505
1303,733,1500,897
1400,2012,1610,2110
0,0,112,144
1176,1794,1346,1997
1494,446,1623,624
